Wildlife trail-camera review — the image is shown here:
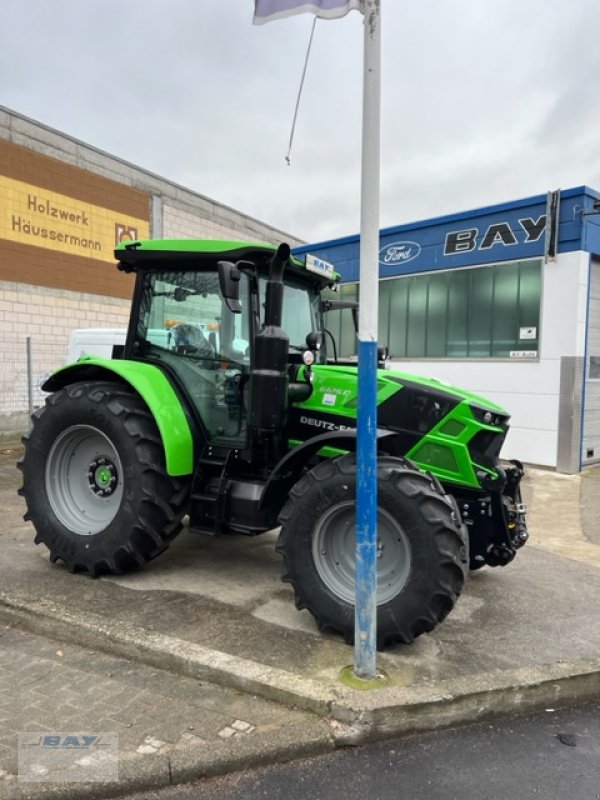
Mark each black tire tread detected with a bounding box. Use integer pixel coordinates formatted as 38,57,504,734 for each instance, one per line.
18,381,189,576
277,454,468,648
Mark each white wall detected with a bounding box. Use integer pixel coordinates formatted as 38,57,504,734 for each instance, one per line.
387,251,590,468
583,257,600,464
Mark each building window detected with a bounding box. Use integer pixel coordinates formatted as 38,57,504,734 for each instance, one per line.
590,356,600,380
324,259,541,360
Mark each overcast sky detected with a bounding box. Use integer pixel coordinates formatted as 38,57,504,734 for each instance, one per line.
2,1,599,243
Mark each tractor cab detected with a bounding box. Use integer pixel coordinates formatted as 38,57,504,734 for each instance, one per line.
117,240,337,459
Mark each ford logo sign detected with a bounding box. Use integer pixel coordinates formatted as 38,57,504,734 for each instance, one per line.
379,240,421,265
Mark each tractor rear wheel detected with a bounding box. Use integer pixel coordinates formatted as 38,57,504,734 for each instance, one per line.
18,381,190,576
277,454,468,648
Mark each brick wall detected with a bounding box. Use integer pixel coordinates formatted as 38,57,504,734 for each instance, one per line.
162,203,295,243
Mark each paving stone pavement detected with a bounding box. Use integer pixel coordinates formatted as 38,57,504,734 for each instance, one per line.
0,624,320,796
2,442,600,798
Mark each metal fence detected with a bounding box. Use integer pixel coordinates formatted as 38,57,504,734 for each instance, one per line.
1,334,66,438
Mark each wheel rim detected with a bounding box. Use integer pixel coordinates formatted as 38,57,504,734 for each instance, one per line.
311,501,412,605
45,425,124,535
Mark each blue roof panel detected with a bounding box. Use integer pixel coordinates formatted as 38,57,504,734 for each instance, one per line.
294,187,600,282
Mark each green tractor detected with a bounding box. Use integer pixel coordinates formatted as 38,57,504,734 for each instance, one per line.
19,240,528,648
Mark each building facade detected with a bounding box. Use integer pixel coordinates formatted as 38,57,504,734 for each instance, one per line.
295,188,600,472
0,106,302,437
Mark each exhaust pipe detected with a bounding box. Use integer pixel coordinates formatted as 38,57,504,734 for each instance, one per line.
263,242,290,327
250,243,291,434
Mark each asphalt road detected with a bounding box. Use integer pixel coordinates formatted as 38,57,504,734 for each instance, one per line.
126,702,600,800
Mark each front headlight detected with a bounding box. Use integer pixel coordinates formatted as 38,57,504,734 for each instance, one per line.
470,404,508,428
302,350,315,367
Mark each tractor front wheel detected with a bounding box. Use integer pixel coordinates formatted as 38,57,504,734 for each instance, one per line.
19,382,190,576
277,454,468,648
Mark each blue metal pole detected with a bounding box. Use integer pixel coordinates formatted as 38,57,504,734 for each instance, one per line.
354,0,381,680
355,338,378,676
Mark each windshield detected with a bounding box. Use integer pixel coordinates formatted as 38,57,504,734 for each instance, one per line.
258,277,326,361
133,269,326,364
135,269,250,362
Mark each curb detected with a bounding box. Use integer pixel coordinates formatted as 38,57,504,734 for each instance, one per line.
2,590,600,744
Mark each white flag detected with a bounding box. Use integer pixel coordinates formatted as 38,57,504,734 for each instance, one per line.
253,0,363,25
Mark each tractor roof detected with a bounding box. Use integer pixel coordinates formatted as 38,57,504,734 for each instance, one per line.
115,239,340,286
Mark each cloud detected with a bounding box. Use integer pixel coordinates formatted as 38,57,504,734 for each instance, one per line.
2,0,600,242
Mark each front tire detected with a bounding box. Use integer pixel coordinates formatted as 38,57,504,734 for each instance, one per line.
18,382,190,576
277,455,468,648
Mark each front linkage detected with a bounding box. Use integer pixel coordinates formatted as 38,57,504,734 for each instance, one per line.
451,459,528,570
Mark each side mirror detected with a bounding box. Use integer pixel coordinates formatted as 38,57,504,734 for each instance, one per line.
218,260,241,313
306,331,324,351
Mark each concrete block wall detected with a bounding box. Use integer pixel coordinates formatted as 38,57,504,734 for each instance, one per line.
0,281,130,437
162,202,295,243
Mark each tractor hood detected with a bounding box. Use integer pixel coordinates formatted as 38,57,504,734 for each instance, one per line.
296,364,508,418
288,364,510,489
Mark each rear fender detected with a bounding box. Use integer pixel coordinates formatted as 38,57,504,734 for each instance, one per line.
43,356,194,476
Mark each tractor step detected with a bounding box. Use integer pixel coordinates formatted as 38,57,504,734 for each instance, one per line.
188,523,220,536
188,450,234,536
190,483,225,536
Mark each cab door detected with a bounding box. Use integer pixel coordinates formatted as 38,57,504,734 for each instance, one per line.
136,268,251,446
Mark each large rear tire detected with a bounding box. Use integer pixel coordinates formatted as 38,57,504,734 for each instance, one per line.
277,454,468,648
18,382,190,576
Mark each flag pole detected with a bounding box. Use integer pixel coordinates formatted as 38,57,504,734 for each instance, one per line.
354,0,381,680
